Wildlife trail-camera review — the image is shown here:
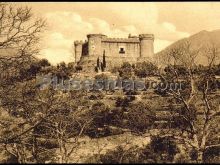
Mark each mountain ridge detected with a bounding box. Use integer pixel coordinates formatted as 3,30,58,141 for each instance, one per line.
156,29,220,66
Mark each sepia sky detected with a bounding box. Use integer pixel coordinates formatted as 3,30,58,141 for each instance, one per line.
15,2,220,64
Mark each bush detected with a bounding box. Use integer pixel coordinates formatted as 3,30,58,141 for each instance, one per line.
99,146,140,163
118,62,133,79
126,102,156,133
115,96,135,108
39,59,51,67
95,135,180,163
94,73,109,80
150,136,179,162
0,148,18,163
84,100,156,137
134,61,158,78
204,146,220,163
85,102,112,137
75,65,82,71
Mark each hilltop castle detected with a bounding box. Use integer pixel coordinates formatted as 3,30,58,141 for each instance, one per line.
74,33,154,71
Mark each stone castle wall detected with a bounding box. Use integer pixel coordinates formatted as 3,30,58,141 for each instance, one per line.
101,41,140,59
74,33,154,71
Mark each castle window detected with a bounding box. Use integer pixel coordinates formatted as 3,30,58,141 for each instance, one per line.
119,47,125,54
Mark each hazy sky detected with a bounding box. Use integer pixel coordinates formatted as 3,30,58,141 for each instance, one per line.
16,2,220,64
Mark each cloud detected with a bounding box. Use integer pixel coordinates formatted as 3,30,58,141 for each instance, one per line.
161,22,190,39
39,12,142,64
39,12,93,65
103,2,158,32
37,3,191,65
121,25,138,35
88,18,138,37
44,32,73,49
40,48,74,65
45,12,93,39
157,2,220,34
154,39,173,53
39,32,74,65
162,22,176,32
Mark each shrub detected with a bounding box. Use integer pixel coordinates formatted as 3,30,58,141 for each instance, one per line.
115,96,135,108
134,61,158,78
126,102,156,133
118,62,133,79
85,102,112,137
96,135,180,163
150,136,179,162
204,146,220,163
99,146,140,163
75,65,82,71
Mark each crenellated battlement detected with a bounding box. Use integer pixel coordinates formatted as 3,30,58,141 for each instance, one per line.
102,37,140,43
139,34,154,40
74,33,154,69
74,40,84,45
87,34,107,39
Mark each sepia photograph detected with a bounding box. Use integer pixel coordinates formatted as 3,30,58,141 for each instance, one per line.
0,1,219,163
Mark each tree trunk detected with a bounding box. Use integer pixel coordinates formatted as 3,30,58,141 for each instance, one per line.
197,150,204,163
190,76,196,97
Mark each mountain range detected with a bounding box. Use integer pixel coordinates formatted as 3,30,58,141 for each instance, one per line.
156,30,220,66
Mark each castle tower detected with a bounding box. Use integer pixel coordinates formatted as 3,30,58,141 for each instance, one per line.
139,34,154,61
74,40,83,63
87,34,107,56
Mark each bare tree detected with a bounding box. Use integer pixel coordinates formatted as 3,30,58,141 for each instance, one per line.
0,2,46,85
0,3,47,163
0,3,46,55
40,94,94,163
159,41,220,163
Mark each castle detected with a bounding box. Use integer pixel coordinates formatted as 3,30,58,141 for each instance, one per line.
74,33,154,71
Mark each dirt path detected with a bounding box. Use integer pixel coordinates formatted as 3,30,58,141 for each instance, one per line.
59,132,151,163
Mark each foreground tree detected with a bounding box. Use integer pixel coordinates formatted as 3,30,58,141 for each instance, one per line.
0,3,45,54
159,41,220,163
0,2,46,84
0,3,47,163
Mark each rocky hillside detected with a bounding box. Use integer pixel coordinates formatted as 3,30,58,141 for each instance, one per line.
156,30,220,66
